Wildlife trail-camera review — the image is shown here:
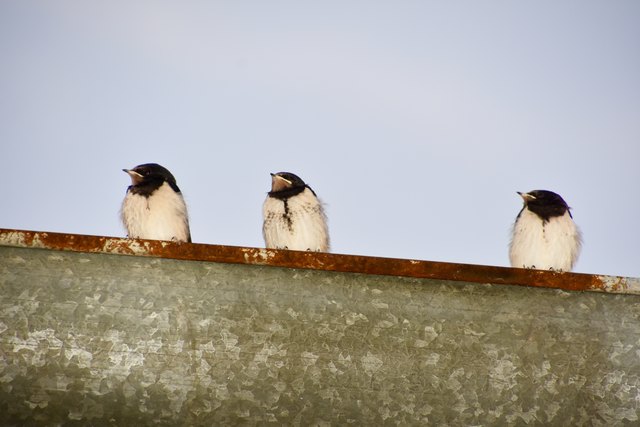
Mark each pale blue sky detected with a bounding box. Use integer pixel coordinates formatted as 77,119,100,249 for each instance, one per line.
2,1,639,277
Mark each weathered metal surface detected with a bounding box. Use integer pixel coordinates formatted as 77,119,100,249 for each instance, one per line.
1,228,639,294
0,231,639,425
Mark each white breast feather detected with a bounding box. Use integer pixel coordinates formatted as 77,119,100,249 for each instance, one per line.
121,182,190,242
509,209,582,271
262,188,330,252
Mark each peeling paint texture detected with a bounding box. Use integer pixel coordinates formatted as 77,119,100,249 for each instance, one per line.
0,229,639,425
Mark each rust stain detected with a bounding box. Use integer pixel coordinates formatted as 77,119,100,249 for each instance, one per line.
1,228,637,295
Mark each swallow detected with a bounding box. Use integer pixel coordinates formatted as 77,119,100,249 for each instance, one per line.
509,190,581,271
262,172,330,251
121,163,191,242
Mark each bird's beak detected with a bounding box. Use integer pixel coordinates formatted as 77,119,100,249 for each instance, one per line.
517,192,536,202
124,168,143,184
270,173,292,191
273,174,292,185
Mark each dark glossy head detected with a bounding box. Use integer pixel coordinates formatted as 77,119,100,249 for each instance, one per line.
518,190,571,221
123,163,180,196
268,172,314,199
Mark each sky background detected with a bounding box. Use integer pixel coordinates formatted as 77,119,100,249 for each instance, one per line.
1,1,638,278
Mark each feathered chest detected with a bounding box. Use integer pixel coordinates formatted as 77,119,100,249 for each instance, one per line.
121,182,190,242
262,188,329,251
509,209,581,271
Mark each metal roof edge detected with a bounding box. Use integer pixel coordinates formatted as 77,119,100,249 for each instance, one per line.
1,228,638,295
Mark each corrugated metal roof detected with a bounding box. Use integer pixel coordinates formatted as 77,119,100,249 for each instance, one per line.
1,228,639,425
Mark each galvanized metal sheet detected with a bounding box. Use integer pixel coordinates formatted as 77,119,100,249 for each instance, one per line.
1,229,639,424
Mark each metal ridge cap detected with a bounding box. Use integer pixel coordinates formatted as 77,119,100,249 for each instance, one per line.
1,228,638,295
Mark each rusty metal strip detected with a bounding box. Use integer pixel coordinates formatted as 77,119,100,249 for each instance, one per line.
1,228,638,295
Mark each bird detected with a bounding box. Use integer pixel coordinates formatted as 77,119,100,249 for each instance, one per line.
509,190,582,271
121,163,191,243
262,172,330,252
